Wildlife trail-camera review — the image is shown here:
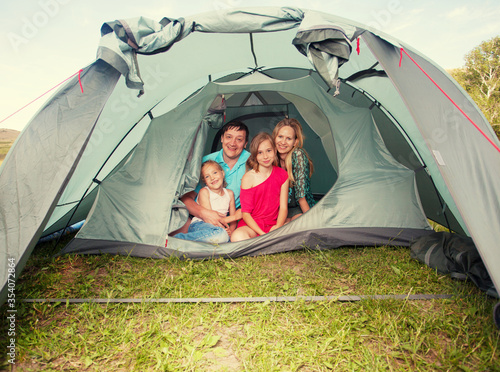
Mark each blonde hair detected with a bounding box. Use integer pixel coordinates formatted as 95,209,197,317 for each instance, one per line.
200,160,227,188
272,118,314,184
246,132,278,172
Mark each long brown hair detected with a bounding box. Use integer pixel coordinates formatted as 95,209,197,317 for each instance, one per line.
246,132,278,172
272,118,314,184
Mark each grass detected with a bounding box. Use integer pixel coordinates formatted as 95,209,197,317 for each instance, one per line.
1,235,499,371
0,141,14,167
0,139,17,167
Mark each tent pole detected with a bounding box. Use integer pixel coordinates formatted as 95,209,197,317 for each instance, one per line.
249,33,258,69
431,178,452,232
52,180,95,249
343,81,426,167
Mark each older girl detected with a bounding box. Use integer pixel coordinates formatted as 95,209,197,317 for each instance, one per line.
230,132,289,242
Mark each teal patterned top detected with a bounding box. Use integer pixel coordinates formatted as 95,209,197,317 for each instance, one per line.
289,148,316,209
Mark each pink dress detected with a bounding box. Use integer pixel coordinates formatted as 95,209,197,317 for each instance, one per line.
237,166,288,233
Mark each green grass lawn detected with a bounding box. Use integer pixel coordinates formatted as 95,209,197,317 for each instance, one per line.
1,236,499,371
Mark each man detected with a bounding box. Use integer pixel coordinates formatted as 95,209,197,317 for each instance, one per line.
180,120,249,229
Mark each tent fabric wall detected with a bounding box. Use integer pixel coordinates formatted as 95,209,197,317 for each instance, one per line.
0,61,120,302
98,8,306,91
73,91,217,247
363,32,500,295
330,77,466,235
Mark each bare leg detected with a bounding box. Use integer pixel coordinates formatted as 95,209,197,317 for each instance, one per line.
230,226,259,242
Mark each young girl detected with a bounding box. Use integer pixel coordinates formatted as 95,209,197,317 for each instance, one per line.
231,132,289,242
175,160,236,243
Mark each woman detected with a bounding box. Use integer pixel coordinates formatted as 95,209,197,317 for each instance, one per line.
272,118,315,220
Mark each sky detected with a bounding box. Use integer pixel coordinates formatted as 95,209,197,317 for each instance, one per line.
1,0,499,132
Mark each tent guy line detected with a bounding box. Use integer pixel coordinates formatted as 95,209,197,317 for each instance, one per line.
399,47,500,154
22,294,455,304
0,68,84,125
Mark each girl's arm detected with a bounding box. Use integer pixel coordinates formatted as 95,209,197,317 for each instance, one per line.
197,188,212,211
242,212,266,236
271,179,289,231
297,197,310,213
292,149,313,213
223,171,250,225
222,209,241,224
226,190,237,235
181,191,228,228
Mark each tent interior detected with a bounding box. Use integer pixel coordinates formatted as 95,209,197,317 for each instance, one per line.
207,68,463,234
60,69,435,258
205,71,339,198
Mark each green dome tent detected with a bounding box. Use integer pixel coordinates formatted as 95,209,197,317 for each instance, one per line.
1,7,499,303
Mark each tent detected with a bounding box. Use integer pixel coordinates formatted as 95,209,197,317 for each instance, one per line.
1,7,500,303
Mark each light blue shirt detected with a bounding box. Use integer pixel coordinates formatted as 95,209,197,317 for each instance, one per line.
195,149,250,208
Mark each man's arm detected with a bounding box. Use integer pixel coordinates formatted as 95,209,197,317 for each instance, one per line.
180,191,228,228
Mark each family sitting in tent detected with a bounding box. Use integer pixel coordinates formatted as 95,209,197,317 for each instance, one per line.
174,118,315,244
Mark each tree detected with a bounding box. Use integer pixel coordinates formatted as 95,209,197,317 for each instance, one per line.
450,36,500,139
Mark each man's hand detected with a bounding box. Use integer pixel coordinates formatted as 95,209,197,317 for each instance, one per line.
200,208,229,229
